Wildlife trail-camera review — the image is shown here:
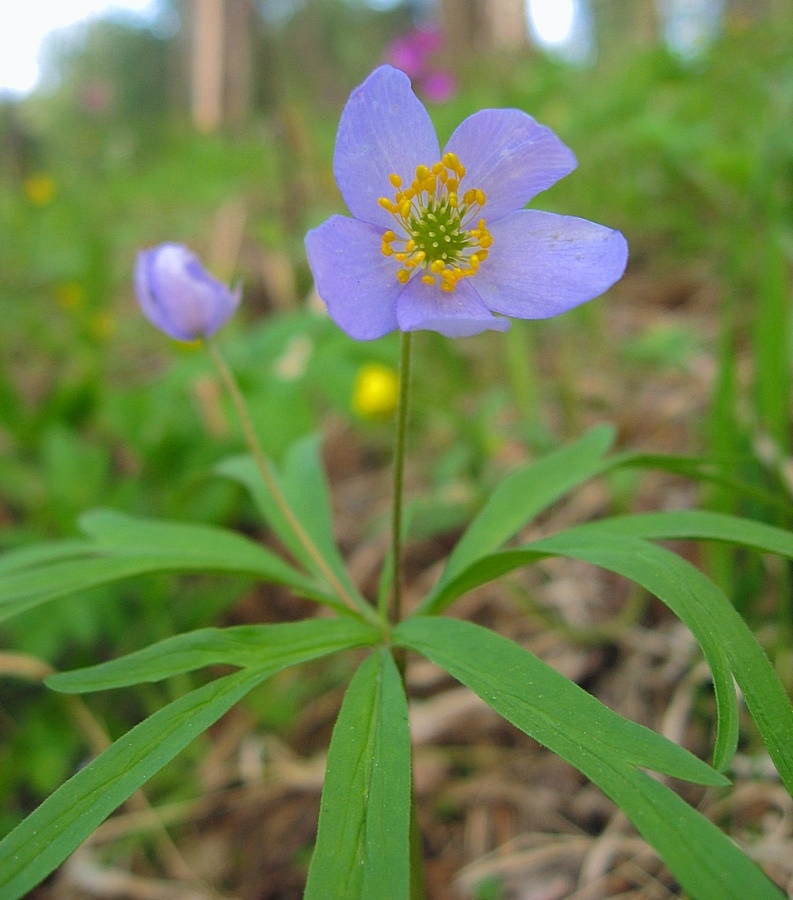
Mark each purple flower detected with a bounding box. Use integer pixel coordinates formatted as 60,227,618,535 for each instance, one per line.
418,70,456,105
305,66,628,340
384,27,456,103
385,27,443,78
134,243,241,341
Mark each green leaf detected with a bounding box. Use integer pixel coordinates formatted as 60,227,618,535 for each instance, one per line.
753,229,791,451
569,509,793,559
0,539,94,577
216,442,372,621
427,529,793,787
0,537,339,627
0,556,189,625
426,536,737,773
0,616,373,899
424,507,793,614
396,617,724,786
529,529,793,788
279,434,361,602
305,649,411,900
47,618,382,692
422,551,532,616
79,508,315,589
216,436,360,599
394,617,783,900
216,453,305,560
419,425,614,613
0,668,266,899
604,451,788,514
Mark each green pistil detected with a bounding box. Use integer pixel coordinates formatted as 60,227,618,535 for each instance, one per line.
409,201,468,266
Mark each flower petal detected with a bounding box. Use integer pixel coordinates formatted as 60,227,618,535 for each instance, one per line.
305,215,402,340
396,277,510,337
473,210,628,319
334,65,440,229
134,243,240,341
443,110,577,221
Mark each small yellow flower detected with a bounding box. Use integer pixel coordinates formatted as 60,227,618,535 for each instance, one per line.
23,174,57,206
352,363,399,418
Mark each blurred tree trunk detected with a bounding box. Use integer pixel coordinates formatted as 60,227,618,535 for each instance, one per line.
439,0,479,60
224,0,253,130
189,0,254,132
440,0,528,61
481,0,529,49
190,0,223,131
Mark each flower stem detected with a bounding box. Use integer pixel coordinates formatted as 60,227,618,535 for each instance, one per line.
205,338,375,623
385,334,425,898
388,331,413,630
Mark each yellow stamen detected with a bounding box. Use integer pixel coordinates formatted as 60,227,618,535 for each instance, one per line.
377,153,492,293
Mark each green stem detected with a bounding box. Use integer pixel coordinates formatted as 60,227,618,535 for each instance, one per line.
388,331,413,630
384,334,424,897
506,322,540,430
205,338,375,623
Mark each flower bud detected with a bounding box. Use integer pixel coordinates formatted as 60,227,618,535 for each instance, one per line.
134,243,241,341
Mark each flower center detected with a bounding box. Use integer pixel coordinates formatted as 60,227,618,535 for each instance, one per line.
377,152,492,292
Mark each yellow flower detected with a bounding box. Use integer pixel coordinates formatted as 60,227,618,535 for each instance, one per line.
23,174,57,206
352,363,399,418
